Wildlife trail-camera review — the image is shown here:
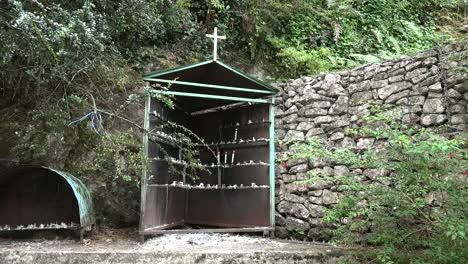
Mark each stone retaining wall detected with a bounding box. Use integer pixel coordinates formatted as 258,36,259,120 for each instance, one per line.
272,42,468,241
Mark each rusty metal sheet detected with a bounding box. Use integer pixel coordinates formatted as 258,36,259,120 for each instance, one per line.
142,186,185,230
186,189,270,227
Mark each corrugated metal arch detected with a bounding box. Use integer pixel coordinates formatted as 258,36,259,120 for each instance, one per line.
44,167,95,228
0,166,95,228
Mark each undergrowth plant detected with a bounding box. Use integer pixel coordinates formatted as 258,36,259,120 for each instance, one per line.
145,87,215,181
149,120,214,181
223,0,467,77
69,86,214,184
289,107,467,263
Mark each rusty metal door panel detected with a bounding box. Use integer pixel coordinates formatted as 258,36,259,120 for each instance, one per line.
143,101,190,230
165,187,186,226
186,189,270,227
143,186,186,230
143,186,165,229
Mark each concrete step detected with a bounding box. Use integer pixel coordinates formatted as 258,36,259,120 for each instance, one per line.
0,233,344,264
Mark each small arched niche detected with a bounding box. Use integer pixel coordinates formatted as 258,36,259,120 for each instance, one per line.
0,166,94,231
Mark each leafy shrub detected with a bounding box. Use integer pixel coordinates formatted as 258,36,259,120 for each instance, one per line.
1,0,465,228
268,37,338,75
220,0,466,77
290,108,468,263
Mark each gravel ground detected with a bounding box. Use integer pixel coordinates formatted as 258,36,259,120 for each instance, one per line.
0,230,339,254
143,233,313,253
0,230,345,264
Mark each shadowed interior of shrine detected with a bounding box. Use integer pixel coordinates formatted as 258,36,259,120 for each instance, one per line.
141,99,273,233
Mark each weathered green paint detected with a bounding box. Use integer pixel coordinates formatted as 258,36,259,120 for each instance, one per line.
143,60,278,94
139,95,151,232
143,78,274,94
144,60,212,78
151,90,269,104
44,167,95,227
269,98,275,228
215,61,278,93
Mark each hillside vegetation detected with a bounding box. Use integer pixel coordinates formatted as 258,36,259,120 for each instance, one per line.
0,0,466,226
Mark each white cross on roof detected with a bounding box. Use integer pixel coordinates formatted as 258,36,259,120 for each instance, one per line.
206,27,226,61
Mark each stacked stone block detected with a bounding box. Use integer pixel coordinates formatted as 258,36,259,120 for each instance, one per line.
273,42,467,241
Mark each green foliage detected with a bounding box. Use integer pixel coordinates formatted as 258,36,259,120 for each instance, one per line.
0,0,465,228
268,37,339,76
289,108,468,263
0,0,207,106
1,0,134,107
255,0,465,76
155,120,214,180
92,131,143,185
1,0,464,102
7,104,72,164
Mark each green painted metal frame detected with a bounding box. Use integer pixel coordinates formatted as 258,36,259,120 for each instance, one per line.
268,98,275,228
215,61,278,93
139,93,276,233
151,90,269,104
141,59,278,235
144,60,212,78
143,78,274,94
144,60,278,93
139,94,151,232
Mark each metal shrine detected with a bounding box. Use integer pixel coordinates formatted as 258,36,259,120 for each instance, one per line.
139,28,278,239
